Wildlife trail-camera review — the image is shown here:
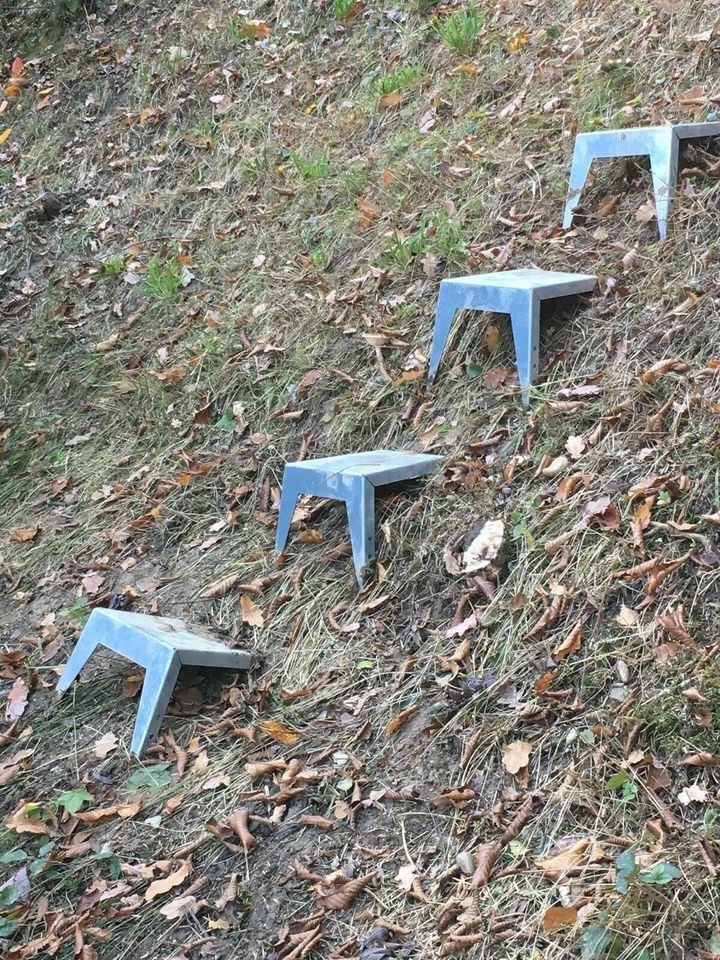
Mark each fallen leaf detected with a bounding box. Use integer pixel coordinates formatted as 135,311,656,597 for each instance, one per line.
257,720,299,745
296,369,323,395
462,520,504,572
144,860,192,902
316,872,374,910
379,91,402,109
6,678,29,720
240,594,264,628
565,435,585,459
639,358,690,384
159,895,199,919
241,19,270,38
536,839,589,873
10,526,40,543
502,739,532,776
552,621,582,661
93,732,119,759
542,905,578,933
678,784,708,805
636,201,656,223
615,604,639,627
582,496,620,531
0,126,12,146
386,705,419,736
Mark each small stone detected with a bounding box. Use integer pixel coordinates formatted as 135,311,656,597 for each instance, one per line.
456,851,475,875
616,659,630,683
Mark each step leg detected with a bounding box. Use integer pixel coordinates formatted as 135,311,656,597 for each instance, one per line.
275,467,306,554
131,649,181,757
649,129,679,240
428,282,460,380
510,294,541,406
562,138,596,228
345,477,375,587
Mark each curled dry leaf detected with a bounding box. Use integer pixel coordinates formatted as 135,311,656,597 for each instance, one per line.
679,752,720,767
316,871,375,910
244,758,287,779
526,583,569,642
200,572,242,599
552,620,582,661
275,911,324,960
227,809,255,854
639,358,690,384
386,704,419,736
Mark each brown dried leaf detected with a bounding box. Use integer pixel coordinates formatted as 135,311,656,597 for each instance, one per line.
240,594,264,627
6,677,29,720
639,358,690,384
552,621,582,661
536,838,589,873
296,369,323,395
582,496,620,531
144,860,192,902
200,573,242,599
244,759,287,779
386,705,419,736
10,525,40,543
317,872,374,910
542,905,578,933
227,809,255,854
257,720,299,745
502,739,532,775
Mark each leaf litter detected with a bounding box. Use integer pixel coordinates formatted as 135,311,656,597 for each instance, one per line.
2,2,720,958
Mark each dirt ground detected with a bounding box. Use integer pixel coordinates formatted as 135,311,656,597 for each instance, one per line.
2,1,720,958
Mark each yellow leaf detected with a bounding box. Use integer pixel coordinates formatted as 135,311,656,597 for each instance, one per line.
542,905,578,933
379,91,403,109
257,720,299,745
0,127,12,146
241,20,270,39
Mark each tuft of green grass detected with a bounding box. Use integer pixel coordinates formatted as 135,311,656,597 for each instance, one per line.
375,62,423,96
143,255,184,301
290,150,330,181
100,255,125,280
333,0,357,20
433,7,484,55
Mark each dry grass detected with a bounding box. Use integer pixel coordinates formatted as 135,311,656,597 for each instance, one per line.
2,1,720,958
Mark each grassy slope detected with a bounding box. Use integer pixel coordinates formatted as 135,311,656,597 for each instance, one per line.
2,0,720,957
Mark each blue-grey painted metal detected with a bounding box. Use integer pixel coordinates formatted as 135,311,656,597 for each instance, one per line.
563,122,720,239
275,450,442,586
56,608,251,757
428,268,597,404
